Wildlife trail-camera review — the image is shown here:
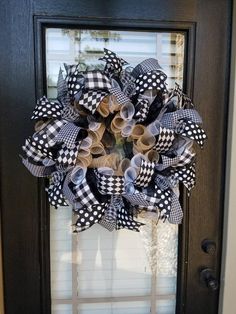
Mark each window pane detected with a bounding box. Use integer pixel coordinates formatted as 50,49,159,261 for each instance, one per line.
50,207,73,299
52,304,72,314
46,27,185,314
77,224,152,298
79,301,150,314
46,29,184,98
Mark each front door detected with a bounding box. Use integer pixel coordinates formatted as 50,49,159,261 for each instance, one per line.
0,1,232,314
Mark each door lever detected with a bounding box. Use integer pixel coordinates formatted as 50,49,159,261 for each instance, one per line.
200,268,219,291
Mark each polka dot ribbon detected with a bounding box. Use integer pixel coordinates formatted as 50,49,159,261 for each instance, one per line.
116,205,144,232
46,171,68,208
135,70,168,94
175,119,207,148
31,96,63,120
99,48,128,75
74,203,108,232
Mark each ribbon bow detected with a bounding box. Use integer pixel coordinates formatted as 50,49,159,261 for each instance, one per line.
65,63,85,97
31,96,63,120
175,119,207,148
52,122,84,149
74,203,108,232
135,70,168,94
78,90,108,114
170,162,196,192
95,170,125,195
21,157,56,177
99,48,128,75
134,98,150,122
152,126,175,153
131,58,163,78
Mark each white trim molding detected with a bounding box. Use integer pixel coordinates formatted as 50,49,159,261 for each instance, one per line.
219,1,236,313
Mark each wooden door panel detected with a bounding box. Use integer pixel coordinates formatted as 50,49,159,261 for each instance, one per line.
0,1,232,313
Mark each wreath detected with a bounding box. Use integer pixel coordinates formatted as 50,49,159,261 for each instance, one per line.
21,49,207,232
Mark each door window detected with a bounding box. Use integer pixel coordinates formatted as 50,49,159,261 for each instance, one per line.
46,28,185,314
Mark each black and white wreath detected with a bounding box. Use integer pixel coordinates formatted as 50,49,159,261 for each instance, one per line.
22,48,207,232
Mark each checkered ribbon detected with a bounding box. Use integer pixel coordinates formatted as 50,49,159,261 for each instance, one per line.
156,149,195,171
56,143,79,168
57,68,70,106
21,157,56,177
175,119,207,148
46,171,68,208
62,171,77,205
99,48,128,75
120,70,136,97
52,122,82,149
154,175,183,223
44,119,65,139
153,126,175,153
99,195,121,231
161,109,202,129
95,171,125,195
131,58,162,78
74,203,108,232
25,120,66,162
109,87,130,105
31,96,63,120
170,83,194,108
124,189,160,207
107,195,120,221
84,71,111,90
78,90,108,114
134,98,150,122
135,159,155,188
99,218,116,231
61,105,80,121
168,192,183,224
22,138,45,163
155,175,170,190
176,149,195,167
120,69,135,85
73,178,99,207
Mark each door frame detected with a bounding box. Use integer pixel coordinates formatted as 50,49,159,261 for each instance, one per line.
219,3,236,312
35,16,196,314
0,1,232,312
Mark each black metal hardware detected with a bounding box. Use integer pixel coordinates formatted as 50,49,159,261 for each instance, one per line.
201,239,216,255
200,268,219,291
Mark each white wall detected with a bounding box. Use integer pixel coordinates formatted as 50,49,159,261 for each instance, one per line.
219,1,236,313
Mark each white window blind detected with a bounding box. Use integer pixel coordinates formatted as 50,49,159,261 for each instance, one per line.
46,29,184,99
50,207,178,314
46,28,185,314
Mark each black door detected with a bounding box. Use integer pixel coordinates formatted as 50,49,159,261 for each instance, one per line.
0,1,232,313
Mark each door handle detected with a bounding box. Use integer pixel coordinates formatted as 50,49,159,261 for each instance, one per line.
200,268,219,291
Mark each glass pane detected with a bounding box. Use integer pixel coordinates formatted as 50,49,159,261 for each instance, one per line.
47,28,185,314
52,304,72,314
77,225,152,298
79,301,150,314
50,207,73,299
46,29,184,99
